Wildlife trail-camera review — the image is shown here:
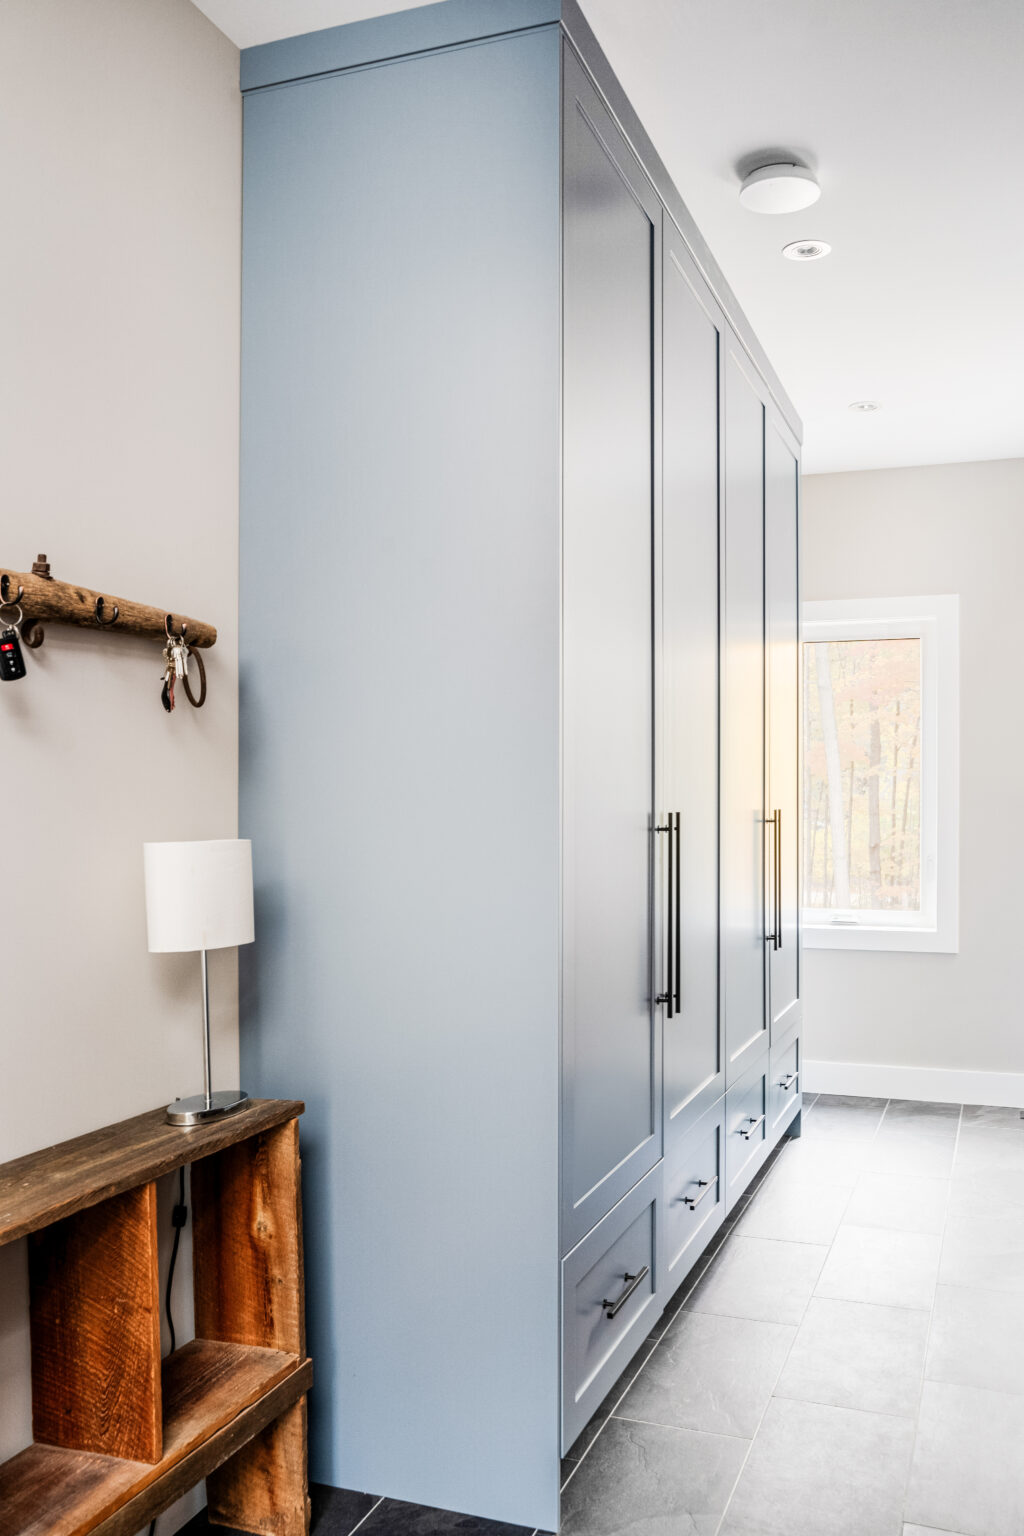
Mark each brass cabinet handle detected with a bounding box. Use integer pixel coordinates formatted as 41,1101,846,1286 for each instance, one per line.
681,1175,718,1210
740,1114,765,1140
601,1266,649,1319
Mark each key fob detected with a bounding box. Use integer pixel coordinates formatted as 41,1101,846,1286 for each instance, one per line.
0,627,26,681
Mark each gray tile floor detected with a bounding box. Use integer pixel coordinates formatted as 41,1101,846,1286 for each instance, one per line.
558,1094,1024,1536
186,1095,1024,1536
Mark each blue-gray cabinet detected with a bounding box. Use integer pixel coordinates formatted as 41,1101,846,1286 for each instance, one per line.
722,343,770,1088
661,220,724,1153
767,418,803,1047
560,51,661,1256
239,2,801,1529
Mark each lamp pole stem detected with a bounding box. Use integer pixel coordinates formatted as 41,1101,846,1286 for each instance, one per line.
200,947,213,1111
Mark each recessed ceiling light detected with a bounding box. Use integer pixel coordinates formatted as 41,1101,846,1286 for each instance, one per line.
739,162,820,215
849,400,881,412
782,239,831,261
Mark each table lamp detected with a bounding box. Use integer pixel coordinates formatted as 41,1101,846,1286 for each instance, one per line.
144,838,254,1126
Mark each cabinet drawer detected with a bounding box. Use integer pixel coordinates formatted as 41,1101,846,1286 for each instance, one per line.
769,1033,801,1140
724,1058,768,1211
561,1162,660,1453
662,1100,725,1290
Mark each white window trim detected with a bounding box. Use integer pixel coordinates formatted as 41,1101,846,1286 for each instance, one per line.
802,594,959,954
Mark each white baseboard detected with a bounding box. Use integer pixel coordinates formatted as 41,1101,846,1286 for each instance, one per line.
803,1058,1024,1109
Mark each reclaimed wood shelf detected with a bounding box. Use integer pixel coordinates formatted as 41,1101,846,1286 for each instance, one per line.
0,1100,311,1536
0,557,216,651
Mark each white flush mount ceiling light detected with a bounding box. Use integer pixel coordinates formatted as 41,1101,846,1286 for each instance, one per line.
739,162,820,214
849,400,881,412
782,239,831,261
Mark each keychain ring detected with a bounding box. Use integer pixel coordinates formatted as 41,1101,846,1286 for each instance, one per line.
182,645,207,708
0,601,24,628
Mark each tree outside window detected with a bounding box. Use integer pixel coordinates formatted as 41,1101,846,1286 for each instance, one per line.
801,597,959,953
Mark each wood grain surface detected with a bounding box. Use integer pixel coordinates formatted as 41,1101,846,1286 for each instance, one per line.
0,1100,305,1247
192,1117,309,1532
29,1184,162,1462
0,567,217,648
206,1396,311,1536
0,1342,310,1536
192,1118,306,1355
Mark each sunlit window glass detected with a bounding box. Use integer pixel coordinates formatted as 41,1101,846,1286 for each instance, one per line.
803,638,921,913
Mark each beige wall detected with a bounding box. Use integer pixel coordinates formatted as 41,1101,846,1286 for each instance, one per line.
0,1,241,1523
802,458,1024,1092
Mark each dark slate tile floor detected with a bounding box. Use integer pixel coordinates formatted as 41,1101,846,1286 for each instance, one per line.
178,1095,1024,1536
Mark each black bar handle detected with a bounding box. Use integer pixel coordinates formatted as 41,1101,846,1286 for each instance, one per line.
601,1265,650,1319
766,811,781,949
673,811,682,1013
775,808,783,951
656,820,673,1017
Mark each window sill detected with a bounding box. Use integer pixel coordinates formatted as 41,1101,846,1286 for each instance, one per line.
803,923,958,955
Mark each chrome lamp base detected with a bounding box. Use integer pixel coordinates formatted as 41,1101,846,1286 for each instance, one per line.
166,1090,250,1127
164,947,251,1126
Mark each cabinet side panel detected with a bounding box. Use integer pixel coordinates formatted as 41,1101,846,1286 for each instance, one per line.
239,29,561,1532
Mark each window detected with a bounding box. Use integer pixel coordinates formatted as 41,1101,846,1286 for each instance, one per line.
802,596,959,952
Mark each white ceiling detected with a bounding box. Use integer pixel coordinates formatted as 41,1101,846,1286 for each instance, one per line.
193,0,1024,474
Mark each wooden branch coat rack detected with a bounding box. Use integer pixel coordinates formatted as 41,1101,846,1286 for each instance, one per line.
0,555,217,650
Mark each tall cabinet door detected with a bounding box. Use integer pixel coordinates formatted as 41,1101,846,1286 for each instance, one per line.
766,415,801,1043
561,50,661,1252
722,341,767,1083
660,227,722,1146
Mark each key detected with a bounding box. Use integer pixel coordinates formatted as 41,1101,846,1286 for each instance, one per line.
161,646,176,712
173,639,186,681
0,626,26,681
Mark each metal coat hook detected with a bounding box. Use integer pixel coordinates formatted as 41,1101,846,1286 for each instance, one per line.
94,596,120,627
0,574,24,605
165,613,188,642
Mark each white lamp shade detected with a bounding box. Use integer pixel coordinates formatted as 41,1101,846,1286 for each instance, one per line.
144,839,254,953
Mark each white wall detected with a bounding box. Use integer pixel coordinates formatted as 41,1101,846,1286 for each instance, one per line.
802,458,1024,1103
0,1,241,1526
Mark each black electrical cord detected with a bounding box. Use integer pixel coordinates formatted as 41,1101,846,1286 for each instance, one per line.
166,1166,187,1354
149,1167,188,1536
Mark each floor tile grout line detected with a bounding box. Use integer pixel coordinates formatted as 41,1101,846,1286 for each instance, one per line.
559,1336,662,1492
710,1120,856,1536
609,1410,754,1442
897,1101,961,1528
770,1381,921,1421
709,1096,928,1535
346,1496,384,1536
568,1094,959,1531
560,1222,734,1493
